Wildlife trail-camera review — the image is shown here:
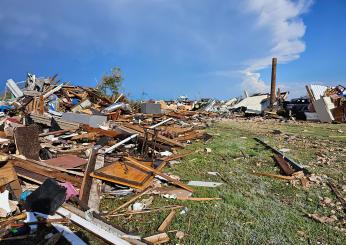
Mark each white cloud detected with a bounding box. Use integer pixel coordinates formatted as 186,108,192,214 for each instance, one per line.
0,0,314,98
241,0,313,94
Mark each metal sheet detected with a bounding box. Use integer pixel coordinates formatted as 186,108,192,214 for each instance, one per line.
231,95,269,114
43,155,88,169
309,84,328,100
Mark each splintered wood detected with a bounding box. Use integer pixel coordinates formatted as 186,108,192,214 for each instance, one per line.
157,210,177,232
144,233,170,245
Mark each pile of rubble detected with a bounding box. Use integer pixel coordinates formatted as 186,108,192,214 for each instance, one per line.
0,74,215,244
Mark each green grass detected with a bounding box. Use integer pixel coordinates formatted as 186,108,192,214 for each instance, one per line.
99,119,346,244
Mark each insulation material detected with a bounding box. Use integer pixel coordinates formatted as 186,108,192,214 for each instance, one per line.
313,97,335,123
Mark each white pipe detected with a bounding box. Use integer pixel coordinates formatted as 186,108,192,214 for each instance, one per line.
43,83,63,99
149,118,173,129
105,134,138,153
114,93,123,103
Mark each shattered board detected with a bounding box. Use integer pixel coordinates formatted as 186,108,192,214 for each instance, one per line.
14,125,41,160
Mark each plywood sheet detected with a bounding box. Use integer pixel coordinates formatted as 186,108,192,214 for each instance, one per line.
0,162,18,187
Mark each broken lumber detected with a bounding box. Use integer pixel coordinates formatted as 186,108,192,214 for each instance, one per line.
253,172,295,181
327,180,346,212
273,155,295,175
254,138,305,172
80,145,101,204
143,233,170,245
157,210,177,232
106,205,183,217
11,159,82,186
176,197,222,201
107,188,151,215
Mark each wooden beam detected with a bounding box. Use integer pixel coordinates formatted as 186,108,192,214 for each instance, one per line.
11,160,81,186
12,155,84,177
88,151,105,212
107,188,151,215
273,155,295,175
79,145,101,204
39,95,44,115
253,172,294,181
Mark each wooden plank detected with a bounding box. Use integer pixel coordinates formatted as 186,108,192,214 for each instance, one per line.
39,95,44,115
88,151,105,212
176,197,222,201
143,233,169,245
108,189,151,215
82,125,120,137
122,123,185,148
8,179,22,200
176,131,206,142
79,145,101,204
11,160,82,187
106,205,183,217
12,155,84,177
0,213,27,229
71,132,97,141
273,155,295,175
0,161,18,187
157,210,176,232
253,172,294,181
125,157,194,192
327,181,346,211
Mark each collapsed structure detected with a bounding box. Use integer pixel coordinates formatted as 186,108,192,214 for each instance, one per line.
0,73,216,244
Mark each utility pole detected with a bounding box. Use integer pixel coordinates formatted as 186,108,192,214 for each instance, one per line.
270,57,277,109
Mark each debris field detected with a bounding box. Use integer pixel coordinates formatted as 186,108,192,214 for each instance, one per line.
0,59,345,244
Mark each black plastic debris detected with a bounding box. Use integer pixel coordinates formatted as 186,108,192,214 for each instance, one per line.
25,178,66,215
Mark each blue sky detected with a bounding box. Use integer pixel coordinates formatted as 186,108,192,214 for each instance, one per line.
0,0,345,100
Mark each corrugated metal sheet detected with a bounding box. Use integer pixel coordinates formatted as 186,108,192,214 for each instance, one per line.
43,155,87,168
309,84,328,100
231,95,268,114
30,113,80,130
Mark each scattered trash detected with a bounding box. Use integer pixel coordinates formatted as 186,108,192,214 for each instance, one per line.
0,70,344,243
205,147,212,153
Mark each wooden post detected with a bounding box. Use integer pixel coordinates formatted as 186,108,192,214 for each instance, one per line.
270,57,277,109
79,145,102,204
39,95,44,115
87,149,105,212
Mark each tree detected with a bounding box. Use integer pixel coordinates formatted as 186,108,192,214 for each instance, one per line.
98,67,123,98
